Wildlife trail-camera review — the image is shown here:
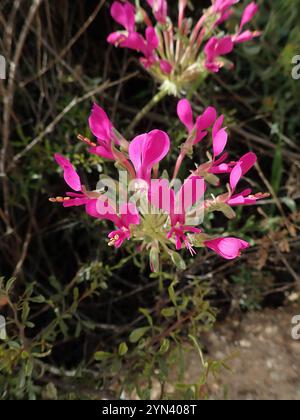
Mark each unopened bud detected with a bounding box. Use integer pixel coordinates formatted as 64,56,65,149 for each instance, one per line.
150,246,160,273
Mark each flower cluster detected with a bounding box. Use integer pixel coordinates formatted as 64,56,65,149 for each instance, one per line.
50,101,268,271
107,0,260,95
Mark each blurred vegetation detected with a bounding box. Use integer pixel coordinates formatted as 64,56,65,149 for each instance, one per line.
0,0,299,400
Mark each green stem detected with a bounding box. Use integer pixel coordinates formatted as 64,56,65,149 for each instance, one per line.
126,89,168,136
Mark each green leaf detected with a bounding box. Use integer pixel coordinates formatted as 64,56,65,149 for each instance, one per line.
5,278,16,293
170,252,186,270
158,339,170,354
161,307,176,318
129,327,150,343
94,351,112,361
168,283,177,307
281,197,296,212
22,302,30,323
30,295,46,304
118,342,128,356
139,308,153,327
73,287,79,302
149,246,160,273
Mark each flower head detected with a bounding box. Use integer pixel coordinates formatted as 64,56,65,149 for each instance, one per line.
107,0,261,95
51,101,268,271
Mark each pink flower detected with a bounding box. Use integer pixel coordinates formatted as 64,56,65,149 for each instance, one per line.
87,201,140,248
146,0,168,24
205,237,249,259
53,154,94,208
139,27,159,67
212,0,240,14
240,2,259,30
204,36,234,72
111,1,136,33
226,152,269,205
55,154,81,192
129,129,170,182
233,2,260,44
208,115,233,174
149,176,206,253
195,114,234,179
108,10,172,75
177,99,217,144
88,103,120,160
107,1,146,53
107,0,261,92
229,152,257,191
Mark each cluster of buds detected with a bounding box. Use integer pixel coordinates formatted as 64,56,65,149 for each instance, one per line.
107,0,261,95
50,101,268,271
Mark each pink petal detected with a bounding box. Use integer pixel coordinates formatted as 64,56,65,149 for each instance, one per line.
233,30,261,43
205,237,249,259
212,115,225,138
177,99,194,132
230,162,243,192
89,145,114,160
128,133,147,178
215,36,234,56
108,229,130,248
148,179,175,214
210,163,232,174
240,2,259,31
89,103,112,141
119,203,140,227
159,60,173,74
176,176,206,215
63,197,90,208
213,128,228,157
143,130,170,168
146,0,168,24
129,130,170,181
54,154,81,192
194,131,208,145
204,37,218,62
116,32,147,53
111,1,136,33
85,199,121,227
215,10,233,26
196,106,217,131
212,0,239,13
239,152,257,175
145,27,159,51
107,31,127,46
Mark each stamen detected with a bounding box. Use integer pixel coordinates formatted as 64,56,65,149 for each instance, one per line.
185,240,197,256
49,197,71,203
77,134,97,148
108,234,120,247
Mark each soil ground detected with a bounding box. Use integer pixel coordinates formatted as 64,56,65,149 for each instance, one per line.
192,304,300,400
